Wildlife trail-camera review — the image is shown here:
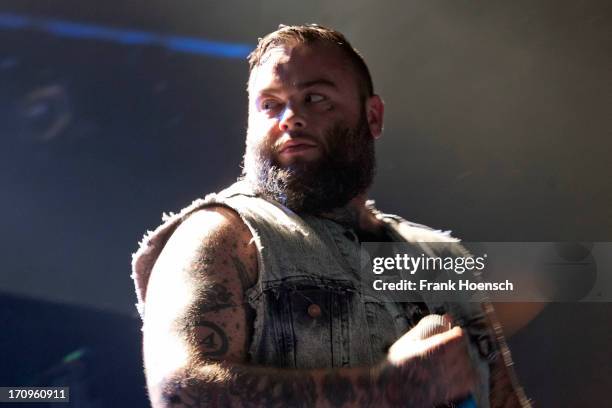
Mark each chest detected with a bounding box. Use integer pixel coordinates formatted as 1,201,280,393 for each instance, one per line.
245,215,428,368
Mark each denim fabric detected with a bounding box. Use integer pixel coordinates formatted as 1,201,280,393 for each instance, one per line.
132,181,531,407
217,184,418,369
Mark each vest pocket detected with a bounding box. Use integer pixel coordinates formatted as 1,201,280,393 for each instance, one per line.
247,277,365,369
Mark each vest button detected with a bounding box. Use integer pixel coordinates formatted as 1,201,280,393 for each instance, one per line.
307,304,322,318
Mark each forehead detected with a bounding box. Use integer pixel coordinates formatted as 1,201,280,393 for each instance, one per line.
249,43,359,95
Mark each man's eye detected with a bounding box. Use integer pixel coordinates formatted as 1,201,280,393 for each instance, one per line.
261,100,279,110
305,94,326,103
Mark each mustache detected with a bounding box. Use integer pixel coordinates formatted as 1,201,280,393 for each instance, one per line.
272,131,323,153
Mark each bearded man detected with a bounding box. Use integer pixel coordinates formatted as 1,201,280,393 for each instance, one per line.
132,24,531,407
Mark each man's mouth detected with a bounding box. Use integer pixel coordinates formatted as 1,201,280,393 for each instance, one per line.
278,139,318,156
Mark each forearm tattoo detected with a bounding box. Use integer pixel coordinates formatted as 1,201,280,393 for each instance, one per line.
161,366,317,408
322,372,356,407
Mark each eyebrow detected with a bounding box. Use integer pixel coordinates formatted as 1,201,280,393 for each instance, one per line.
258,78,337,95
295,78,337,90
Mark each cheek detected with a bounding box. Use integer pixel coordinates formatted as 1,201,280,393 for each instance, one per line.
247,116,277,142
246,119,281,156
323,102,335,112
248,104,278,129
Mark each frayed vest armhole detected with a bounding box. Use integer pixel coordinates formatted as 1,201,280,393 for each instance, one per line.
130,181,265,322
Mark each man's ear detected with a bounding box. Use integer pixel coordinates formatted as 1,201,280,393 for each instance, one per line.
365,94,384,139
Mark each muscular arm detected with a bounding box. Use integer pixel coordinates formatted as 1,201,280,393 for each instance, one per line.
143,207,474,407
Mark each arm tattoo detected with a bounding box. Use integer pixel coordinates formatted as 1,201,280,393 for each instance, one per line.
322,372,356,407
196,283,236,314
193,320,229,358
162,367,317,408
357,357,461,407
230,369,317,407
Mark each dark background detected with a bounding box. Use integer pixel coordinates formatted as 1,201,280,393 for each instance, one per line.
0,1,610,406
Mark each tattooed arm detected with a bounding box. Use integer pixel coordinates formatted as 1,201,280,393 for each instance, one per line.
142,207,476,407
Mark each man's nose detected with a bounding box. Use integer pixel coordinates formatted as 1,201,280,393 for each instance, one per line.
278,105,306,131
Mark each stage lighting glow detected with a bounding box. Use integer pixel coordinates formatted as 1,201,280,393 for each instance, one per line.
0,12,253,58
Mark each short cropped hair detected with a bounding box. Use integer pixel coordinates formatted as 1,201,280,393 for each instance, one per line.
247,24,374,99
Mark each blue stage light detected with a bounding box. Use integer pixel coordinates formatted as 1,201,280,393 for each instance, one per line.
0,12,253,58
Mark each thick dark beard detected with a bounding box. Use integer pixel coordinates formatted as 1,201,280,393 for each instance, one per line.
242,113,376,214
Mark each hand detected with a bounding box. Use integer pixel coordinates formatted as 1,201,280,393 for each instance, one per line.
382,314,477,406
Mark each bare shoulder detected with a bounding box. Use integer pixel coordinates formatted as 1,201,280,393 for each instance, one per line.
142,205,258,391
175,205,254,246
152,205,258,287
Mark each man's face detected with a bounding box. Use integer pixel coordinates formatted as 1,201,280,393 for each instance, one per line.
243,42,377,214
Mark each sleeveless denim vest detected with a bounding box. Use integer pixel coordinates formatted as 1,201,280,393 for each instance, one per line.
132,181,531,408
